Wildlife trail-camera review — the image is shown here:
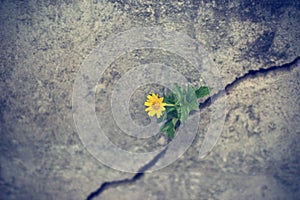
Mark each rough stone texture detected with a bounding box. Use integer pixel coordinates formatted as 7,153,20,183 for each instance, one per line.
101,63,299,200
0,0,299,200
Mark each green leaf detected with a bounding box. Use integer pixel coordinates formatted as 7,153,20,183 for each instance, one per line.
160,120,174,132
159,84,210,138
179,106,189,124
172,83,184,105
187,84,199,111
172,118,178,126
195,86,210,98
173,84,199,124
166,109,178,120
163,92,176,104
165,106,176,113
167,128,175,138
160,120,176,138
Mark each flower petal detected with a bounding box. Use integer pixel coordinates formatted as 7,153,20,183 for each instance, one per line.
148,110,156,117
156,110,162,118
144,101,152,106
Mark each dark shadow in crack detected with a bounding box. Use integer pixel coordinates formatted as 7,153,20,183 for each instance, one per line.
86,146,169,200
199,56,300,110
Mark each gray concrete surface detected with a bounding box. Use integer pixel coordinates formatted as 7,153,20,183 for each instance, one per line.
0,0,299,200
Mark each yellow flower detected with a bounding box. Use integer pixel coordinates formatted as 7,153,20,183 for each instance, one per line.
144,93,167,118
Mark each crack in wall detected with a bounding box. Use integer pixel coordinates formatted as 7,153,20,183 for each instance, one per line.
86,56,300,200
86,147,169,200
200,56,300,109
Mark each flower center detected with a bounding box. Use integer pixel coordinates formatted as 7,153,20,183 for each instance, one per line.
152,102,161,110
